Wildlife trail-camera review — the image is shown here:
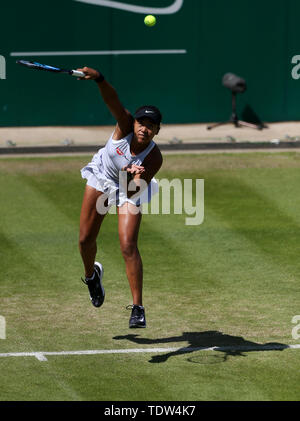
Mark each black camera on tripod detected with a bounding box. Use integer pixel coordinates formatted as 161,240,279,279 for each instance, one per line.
207,73,265,131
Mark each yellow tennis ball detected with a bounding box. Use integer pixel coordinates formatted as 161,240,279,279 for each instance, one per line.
144,15,156,27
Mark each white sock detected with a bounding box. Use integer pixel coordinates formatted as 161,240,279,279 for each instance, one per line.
86,271,95,281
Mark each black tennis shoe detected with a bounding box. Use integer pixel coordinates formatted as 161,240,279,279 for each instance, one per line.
82,262,105,308
128,305,146,328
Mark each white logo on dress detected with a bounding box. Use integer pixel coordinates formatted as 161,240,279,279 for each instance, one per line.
74,0,184,15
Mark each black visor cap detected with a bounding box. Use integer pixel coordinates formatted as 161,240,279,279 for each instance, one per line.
134,106,162,125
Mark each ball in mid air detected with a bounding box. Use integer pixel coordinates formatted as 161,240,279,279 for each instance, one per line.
144,15,156,27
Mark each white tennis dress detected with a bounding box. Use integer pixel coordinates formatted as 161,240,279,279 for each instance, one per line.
81,131,159,207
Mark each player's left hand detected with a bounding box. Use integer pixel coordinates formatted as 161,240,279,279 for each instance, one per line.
123,164,145,175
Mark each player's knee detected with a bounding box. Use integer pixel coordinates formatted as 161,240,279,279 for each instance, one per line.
120,240,137,259
79,230,96,249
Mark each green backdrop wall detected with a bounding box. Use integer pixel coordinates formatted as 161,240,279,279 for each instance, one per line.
0,0,299,126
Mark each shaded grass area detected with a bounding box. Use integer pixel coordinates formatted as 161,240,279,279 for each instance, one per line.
0,153,299,401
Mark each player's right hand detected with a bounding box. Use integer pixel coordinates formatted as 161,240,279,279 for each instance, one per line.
76,67,101,80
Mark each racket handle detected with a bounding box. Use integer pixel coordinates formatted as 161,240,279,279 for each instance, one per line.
71,70,85,77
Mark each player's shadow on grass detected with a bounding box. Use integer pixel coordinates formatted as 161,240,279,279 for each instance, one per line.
113,331,288,364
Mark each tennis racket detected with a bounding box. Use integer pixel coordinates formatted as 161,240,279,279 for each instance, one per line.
16,60,85,78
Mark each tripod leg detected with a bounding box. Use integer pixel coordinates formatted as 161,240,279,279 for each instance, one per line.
237,120,264,130
207,121,232,130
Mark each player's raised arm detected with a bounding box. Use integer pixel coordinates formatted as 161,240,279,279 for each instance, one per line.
77,66,133,137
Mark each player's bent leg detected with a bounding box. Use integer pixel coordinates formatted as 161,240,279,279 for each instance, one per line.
79,185,107,308
118,202,146,328
79,185,107,277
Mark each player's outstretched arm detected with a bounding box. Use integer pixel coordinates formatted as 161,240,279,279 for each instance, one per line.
77,66,133,137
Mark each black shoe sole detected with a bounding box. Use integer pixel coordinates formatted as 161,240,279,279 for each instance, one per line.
129,324,146,328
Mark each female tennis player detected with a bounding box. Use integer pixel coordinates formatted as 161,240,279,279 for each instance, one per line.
78,66,163,328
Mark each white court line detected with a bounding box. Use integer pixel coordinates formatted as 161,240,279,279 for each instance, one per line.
74,0,184,15
10,50,187,57
0,344,299,362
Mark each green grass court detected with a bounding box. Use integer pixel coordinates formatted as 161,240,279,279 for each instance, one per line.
0,152,299,401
